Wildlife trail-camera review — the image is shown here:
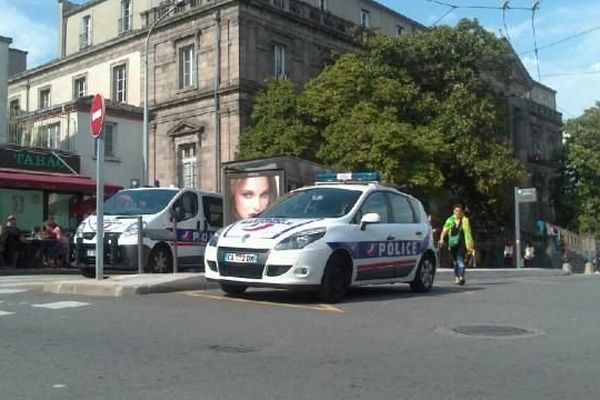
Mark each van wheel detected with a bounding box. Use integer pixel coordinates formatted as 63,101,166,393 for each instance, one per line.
318,253,349,303
410,254,435,293
147,244,173,273
220,283,248,296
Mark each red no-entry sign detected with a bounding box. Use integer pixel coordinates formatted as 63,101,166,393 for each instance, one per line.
90,94,106,138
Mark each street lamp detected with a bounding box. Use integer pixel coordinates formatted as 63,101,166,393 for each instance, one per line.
143,0,185,187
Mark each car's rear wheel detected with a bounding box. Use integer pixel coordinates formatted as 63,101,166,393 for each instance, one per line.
220,283,248,296
146,244,173,273
410,254,435,293
318,253,349,303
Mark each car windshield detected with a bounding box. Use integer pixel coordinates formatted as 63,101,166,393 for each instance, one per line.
261,187,362,219
103,189,178,216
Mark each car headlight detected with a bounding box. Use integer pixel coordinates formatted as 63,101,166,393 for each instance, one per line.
208,227,226,247
121,221,147,238
274,228,327,250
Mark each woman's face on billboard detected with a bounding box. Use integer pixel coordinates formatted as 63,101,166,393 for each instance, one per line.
233,176,273,219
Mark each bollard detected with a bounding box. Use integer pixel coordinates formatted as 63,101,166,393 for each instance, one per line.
562,262,572,274
584,262,595,275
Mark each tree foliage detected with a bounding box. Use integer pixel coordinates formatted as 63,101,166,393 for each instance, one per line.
237,19,527,229
559,103,600,237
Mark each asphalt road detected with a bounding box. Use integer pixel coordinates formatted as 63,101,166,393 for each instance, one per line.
1,273,598,400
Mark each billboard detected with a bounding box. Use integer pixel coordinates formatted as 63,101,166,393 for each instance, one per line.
223,169,285,224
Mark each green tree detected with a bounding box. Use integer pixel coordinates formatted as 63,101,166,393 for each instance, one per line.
560,103,600,236
238,19,527,230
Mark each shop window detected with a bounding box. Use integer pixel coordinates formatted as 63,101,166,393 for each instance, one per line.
48,193,77,231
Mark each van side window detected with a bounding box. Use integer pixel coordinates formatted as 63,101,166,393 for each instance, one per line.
203,196,223,227
173,192,198,221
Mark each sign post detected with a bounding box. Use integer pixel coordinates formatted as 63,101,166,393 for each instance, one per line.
91,94,106,280
514,187,537,269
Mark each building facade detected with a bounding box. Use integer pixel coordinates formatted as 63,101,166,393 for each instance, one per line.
6,0,562,232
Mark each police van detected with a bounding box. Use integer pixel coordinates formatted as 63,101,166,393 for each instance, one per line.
75,187,223,275
204,172,437,302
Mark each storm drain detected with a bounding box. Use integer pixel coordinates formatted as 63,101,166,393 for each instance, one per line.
435,325,545,339
207,344,256,354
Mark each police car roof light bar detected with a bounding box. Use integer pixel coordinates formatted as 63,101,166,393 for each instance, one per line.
315,172,381,183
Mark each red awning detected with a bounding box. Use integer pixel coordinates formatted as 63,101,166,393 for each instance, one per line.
0,169,122,195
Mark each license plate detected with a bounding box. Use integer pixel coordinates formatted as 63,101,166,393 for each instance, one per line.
87,249,96,257
224,252,258,264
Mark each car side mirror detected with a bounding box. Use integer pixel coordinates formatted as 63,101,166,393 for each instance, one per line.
360,212,381,231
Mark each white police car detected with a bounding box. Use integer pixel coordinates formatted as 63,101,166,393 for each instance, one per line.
204,172,437,302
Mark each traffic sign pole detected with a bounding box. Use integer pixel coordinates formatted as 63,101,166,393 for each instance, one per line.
96,136,105,280
90,94,106,280
514,186,522,269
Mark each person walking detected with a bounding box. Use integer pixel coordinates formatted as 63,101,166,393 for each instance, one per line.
503,239,514,268
523,241,535,267
438,204,475,285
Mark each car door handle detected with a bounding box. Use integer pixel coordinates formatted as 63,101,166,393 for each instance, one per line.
386,236,395,241
415,232,423,236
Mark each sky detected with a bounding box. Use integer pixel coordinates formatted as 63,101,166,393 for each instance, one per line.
1,0,598,119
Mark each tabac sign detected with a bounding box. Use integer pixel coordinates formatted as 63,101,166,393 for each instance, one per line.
0,145,81,174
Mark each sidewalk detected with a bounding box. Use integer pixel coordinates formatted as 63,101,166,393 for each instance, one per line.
41,267,569,298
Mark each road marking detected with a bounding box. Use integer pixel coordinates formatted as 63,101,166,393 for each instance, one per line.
184,291,344,313
52,384,67,389
31,301,90,310
0,288,28,294
0,310,15,316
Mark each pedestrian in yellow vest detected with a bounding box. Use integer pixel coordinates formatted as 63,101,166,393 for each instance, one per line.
438,204,475,285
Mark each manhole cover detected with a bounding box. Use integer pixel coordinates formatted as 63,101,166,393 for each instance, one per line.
207,344,256,354
435,325,544,339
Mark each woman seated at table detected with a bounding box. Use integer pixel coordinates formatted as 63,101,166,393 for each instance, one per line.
43,216,67,267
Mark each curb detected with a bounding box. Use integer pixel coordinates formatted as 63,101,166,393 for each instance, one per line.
43,273,219,297
436,267,568,279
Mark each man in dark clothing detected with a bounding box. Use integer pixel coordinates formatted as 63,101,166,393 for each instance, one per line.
2,215,23,266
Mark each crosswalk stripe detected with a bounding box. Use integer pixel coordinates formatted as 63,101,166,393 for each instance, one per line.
31,301,90,310
0,310,15,316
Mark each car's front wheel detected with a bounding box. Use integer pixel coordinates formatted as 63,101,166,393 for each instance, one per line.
410,254,435,293
220,283,248,296
318,253,349,303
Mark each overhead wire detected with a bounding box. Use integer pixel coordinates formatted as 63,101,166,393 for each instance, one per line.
520,24,600,56
502,0,512,44
425,0,532,11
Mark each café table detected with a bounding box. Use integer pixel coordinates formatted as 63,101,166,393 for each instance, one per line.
16,238,60,268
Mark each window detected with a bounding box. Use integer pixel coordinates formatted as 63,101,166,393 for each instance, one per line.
272,0,284,9
319,0,328,11
388,193,416,223
203,196,224,227
179,45,195,88
112,64,127,102
178,143,197,188
34,122,61,149
39,88,51,109
94,123,115,157
80,15,92,49
360,9,370,29
358,192,389,223
397,25,404,36
119,0,132,33
274,44,286,79
9,99,20,116
173,192,199,221
73,76,86,99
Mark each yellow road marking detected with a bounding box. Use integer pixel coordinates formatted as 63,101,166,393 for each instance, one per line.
184,291,344,313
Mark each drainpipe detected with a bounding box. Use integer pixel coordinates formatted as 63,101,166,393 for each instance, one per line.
213,10,221,193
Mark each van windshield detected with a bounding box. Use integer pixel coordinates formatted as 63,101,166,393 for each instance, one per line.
103,189,178,216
